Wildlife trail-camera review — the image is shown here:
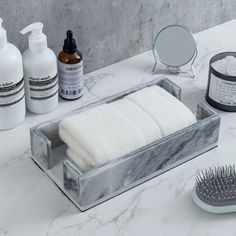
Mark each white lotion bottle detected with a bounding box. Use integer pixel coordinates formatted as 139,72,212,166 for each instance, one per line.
0,18,25,130
20,22,58,114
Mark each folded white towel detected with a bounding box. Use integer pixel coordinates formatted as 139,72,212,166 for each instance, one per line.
59,104,146,169
60,85,196,172
111,98,163,144
151,86,196,126
67,148,92,171
126,86,196,136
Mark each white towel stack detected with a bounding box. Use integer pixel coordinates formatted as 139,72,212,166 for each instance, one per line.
59,85,196,171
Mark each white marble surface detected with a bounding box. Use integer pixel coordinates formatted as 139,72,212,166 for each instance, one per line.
1,20,236,236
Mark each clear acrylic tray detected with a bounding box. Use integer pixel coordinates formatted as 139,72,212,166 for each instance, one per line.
30,77,220,211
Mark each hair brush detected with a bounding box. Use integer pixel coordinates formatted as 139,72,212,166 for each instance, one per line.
192,165,236,213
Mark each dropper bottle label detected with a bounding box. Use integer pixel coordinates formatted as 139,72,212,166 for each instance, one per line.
58,30,83,100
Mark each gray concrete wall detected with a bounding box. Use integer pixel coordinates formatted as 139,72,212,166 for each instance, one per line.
0,0,235,73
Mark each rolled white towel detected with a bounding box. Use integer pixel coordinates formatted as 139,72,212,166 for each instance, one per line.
110,98,163,144
126,86,196,136
59,104,146,169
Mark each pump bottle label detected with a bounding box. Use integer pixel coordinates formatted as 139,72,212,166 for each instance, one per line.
58,61,83,99
28,74,58,100
0,79,25,106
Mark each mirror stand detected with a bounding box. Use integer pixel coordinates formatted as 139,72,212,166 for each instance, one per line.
152,49,198,79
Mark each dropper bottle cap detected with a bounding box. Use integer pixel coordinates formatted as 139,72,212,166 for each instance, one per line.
20,22,47,52
0,18,7,49
63,30,77,53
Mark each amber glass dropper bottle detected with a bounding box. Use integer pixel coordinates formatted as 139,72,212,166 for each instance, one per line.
58,30,83,100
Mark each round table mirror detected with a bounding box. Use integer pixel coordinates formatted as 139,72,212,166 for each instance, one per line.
153,25,197,77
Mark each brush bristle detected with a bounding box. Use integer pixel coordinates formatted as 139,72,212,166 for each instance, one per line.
195,165,236,206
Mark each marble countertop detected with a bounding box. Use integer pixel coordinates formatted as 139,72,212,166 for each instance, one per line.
1,19,236,236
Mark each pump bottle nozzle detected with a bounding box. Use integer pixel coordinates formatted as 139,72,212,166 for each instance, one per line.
20,22,47,52
20,22,43,37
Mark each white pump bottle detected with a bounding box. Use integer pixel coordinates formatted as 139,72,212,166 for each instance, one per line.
0,18,25,130
20,22,58,114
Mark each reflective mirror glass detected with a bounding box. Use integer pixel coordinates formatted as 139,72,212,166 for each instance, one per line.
153,25,196,67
